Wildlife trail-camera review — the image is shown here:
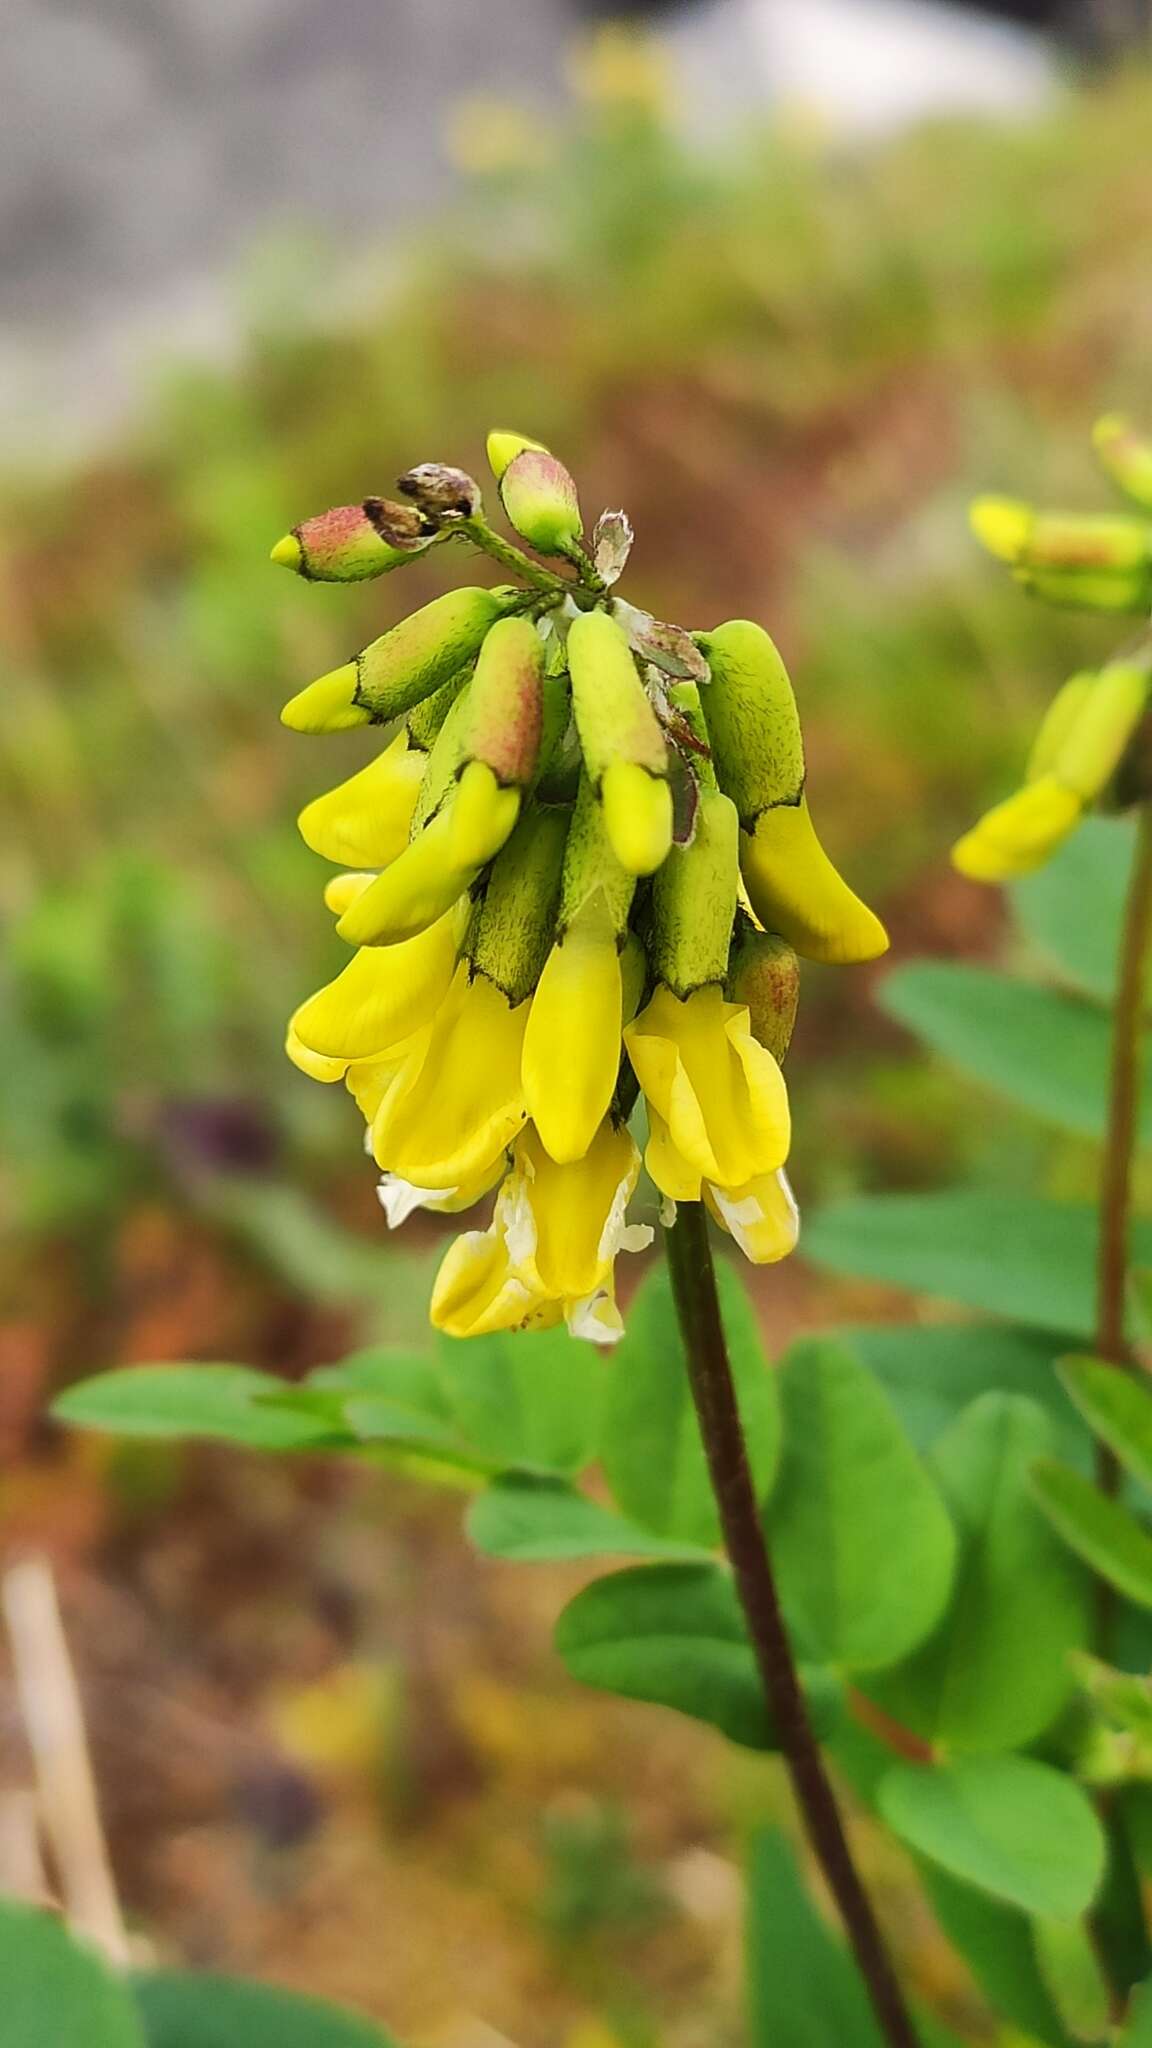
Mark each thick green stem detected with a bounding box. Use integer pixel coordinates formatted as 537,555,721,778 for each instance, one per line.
664,1204,921,2048
456,515,574,599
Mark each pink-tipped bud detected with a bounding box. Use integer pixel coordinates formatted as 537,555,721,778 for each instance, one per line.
461,616,546,786
499,449,583,555
274,499,432,582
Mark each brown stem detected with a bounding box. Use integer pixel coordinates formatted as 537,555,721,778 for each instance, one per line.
1090,808,1152,2004
1096,805,1152,1376
665,1205,921,2048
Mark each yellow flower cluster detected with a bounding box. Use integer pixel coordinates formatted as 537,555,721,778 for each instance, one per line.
276,434,887,1340
955,417,1152,883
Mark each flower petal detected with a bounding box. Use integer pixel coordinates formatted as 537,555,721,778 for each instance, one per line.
523,915,623,1164
297,730,426,868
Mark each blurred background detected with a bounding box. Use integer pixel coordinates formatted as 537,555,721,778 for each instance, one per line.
2,3,1151,2043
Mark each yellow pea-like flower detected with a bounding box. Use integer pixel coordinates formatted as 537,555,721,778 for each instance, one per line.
369,964,530,1190
954,657,1150,883
515,1121,649,1304
740,802,889,965
428,1120,648,1343
522,907,624,1165
297,730,427,869
704,1168,800,1266
289,909,462,1072
625,982,791,1196
952,777,1083,882
336,763,519,948
600,760,673,878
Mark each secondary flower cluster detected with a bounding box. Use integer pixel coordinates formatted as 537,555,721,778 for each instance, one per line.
954,416,1152,883
275,433,887,1340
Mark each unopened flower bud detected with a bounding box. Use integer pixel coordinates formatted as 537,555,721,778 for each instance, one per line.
397,464,483,521
1094,416,1152,513
699,619,885,964
459,615,545,787
727,923,800,1063
280,663,373,733
1048,656,1150,802
297,729,427,868
486,428,549,482
601,761,673,875
1026,672,1096,781
952,779,1082,882
695,619,803,826
336,762,520,949
271,498,433,582
971,497,1152,613
406,669,468,753
499,449,583,555
523,780,632,1163
448,759,523,866
741,802,888,965
1015,564,1152,614
649,785,739,998
468,803,568,1003
567,608,670,874
293,586,518,733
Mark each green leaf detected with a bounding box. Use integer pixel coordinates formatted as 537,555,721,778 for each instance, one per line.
868,1394,1088,1752
467,1476,713,1563
207,1178,434,1312
806,1194,1152,1339
1012,814,1136,1002
600,1260,779,1547
436,1324,605,1478
307,1346,445,1410
1125,1977,1152,2043
767,1338,956,1672
923,1869,1075,2048
0,1901,146,2048
554,1562,839,1751
1032,1917,1111,2044
1031,1460,1152,1608
879,1757,1106,1919
745,1829,884,2047
134,1970,398,2047
53,1364,342,1450
848,1322,1087,1465
1060,1357,1152,1493
881,962,1142,1140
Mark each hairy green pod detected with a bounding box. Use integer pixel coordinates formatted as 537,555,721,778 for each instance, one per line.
649,786,740,997
461,616,545,786
567,608,667,784
696,619,804,827
468,803,569,1002
354,586,520,721
558,774,636,937
727,921,800,1062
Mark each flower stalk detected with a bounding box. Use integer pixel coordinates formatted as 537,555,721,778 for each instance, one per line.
1096,804,1152,1379
664,1203,921,2048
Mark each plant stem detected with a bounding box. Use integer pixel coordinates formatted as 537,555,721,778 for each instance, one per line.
457,516,575,599
1096,805,1152,1379
664,1204,921,2048
1091,807,1152,2004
